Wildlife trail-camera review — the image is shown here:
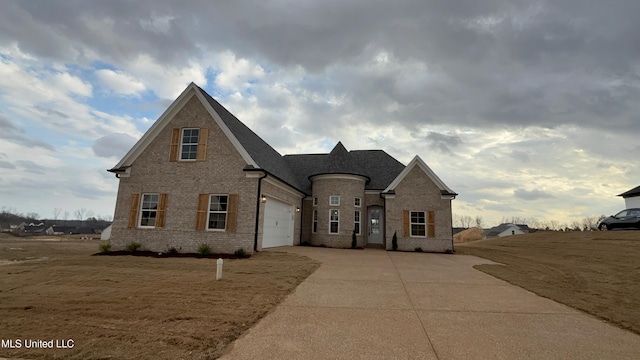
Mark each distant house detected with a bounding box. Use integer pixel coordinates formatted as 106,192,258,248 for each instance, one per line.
16,224,54,236
483,223,530,239
618,185,640,209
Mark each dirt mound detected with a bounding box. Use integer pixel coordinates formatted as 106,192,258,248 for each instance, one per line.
454,227,484,243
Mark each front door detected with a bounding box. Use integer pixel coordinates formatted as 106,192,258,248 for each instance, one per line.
367,207,383,245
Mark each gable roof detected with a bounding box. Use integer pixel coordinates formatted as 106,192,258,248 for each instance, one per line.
483,223,529,237
618,185,640,198
283,147,406,194
383,156,457,197
109,83,452,198
109,83,304,191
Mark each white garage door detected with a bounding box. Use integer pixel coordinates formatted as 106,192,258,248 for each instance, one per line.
263,198,294,248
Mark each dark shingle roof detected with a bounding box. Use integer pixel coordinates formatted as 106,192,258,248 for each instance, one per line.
198,86,406,196
196,86,304,191
309,142,369,179
618,185,640,198
284,147,405,194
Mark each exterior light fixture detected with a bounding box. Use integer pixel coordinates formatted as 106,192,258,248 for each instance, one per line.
296,207,300,213
261,195,267,203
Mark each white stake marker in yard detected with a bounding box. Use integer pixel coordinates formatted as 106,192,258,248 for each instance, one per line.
216,258,223,280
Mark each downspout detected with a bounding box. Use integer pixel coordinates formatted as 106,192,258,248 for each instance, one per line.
298,199,304,245
254,172,268,252
450,196,456,253
383,194,387,250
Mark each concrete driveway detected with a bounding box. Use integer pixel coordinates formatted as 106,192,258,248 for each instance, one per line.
220,247,640,359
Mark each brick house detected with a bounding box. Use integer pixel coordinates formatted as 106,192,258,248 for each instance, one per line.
108,83,457,254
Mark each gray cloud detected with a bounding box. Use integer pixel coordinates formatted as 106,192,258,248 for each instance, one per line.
0,160,16,169
0,115,55,151
2,1,639,134
15,160,46,174
423,132,463,154
34,105,70,119
514,188,555,201
92,132,138,158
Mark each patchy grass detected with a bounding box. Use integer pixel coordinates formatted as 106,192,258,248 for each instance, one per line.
457,231,640,334
0,233,319,359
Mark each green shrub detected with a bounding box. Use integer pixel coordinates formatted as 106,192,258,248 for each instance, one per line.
234,248,247,258
197,243,211,256
351,230,357,249
414,247,423,253
125,242,141,253
99,243,111,254
392,231,398,251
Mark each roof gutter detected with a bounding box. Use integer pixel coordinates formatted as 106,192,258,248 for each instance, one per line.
106,166,130,178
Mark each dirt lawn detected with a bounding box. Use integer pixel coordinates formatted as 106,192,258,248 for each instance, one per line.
0,234,319,359
457,230,640,335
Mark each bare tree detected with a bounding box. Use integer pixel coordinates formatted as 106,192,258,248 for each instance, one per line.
548,219,560,231
63,211,69,221
86,210,94,220
25,212,39,220
74,208,86,221
475,215,483,228
570,221,582,231
53,208,62,221
582,216,600,231
460,215,473,228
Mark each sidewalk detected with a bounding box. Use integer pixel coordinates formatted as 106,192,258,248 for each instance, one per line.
220,247,640,359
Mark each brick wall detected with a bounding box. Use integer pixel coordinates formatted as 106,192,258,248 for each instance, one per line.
384,166,453,252
110,94,259,254
309,175,366,248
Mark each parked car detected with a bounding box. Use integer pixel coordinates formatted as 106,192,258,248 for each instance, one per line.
598,208,640,230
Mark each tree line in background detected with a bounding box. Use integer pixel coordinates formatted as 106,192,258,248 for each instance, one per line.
0,206,113,224
453,214,606,231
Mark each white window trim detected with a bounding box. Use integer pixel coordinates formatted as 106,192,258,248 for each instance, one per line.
139,193,159,228
180,127,199,162
410,211,427,237
329,195,340,206
329,209,339,234
312,210,318,233
354,197,361,207
206,194,228,232
354,210,361,235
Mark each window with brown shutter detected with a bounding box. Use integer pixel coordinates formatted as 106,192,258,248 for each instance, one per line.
128,193,141,228
169,128,180,162
226,194,238,233
156,193,168,228
427,210,435,237
196,194,237,231
402,210,410,237
196,128,208,161
196,194,209,230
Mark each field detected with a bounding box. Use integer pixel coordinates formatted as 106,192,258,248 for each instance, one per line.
0,234,319,359
457,230,640,334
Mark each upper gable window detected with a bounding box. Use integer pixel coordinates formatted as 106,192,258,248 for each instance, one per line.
354,197,361,207
181,128,200,160
330,195,340,206
170,128,208,162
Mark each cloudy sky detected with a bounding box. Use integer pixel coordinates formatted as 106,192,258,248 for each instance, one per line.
1,0,638,227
